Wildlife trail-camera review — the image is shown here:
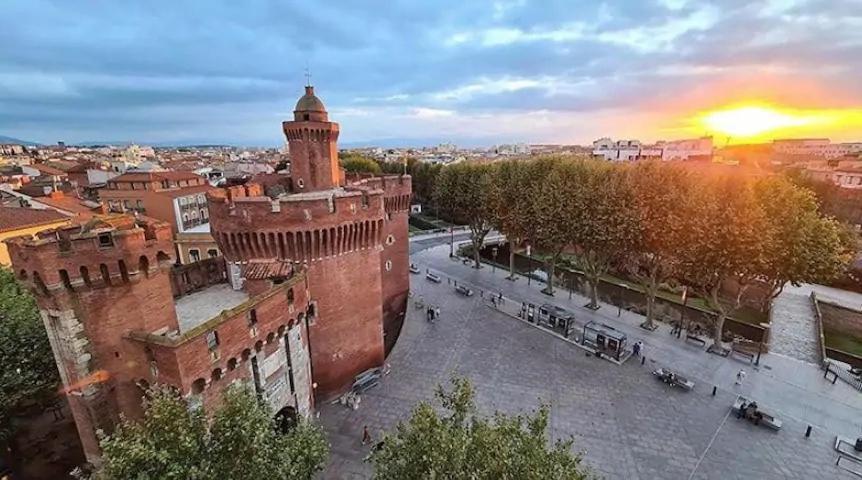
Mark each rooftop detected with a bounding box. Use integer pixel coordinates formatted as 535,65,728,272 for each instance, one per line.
174,283,249,334
0,206,69,233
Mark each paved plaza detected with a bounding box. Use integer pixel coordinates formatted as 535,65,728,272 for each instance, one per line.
319,238,862,479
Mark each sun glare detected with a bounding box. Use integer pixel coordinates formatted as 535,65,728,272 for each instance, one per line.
693,104,862,142
699,106,813,138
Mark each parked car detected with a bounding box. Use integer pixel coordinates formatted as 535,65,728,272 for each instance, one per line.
426,272,442,283
409,264,421,274
455,285,474,296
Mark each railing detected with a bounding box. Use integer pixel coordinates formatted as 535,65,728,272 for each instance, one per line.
825,360,862,392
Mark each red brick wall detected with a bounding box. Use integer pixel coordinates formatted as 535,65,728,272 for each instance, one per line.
305,250,384,397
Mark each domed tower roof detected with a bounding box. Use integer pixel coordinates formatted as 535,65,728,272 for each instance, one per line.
294,86,328,121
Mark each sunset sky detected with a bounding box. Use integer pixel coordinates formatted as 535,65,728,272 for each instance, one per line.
1,0,861,146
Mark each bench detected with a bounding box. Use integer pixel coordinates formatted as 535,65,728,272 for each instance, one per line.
731,348,755,363
409,264,420,274
685,335,706,347
455,285,474,296
425,272,442,283
652,368,695,391
352,367,383,394
732,397,782,431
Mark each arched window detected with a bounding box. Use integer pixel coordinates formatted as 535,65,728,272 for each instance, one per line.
100,264,111,286
59,269,73,289
266,332,275,344
139,255,150,278
241,348,252,362
118,260,130,283
33,272,48,295
254,340,264,352
80,266,91,287
191,378,206,395
227,358,238,371
211,368,223,382
18,270,28,281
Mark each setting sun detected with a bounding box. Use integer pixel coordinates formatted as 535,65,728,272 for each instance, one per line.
692,104,862,142
700,106,813,138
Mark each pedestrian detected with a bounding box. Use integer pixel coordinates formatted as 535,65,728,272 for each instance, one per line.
435,307,441,320
491,296,497,307
632,341,641,357
362,425,371,445
735,369,746,385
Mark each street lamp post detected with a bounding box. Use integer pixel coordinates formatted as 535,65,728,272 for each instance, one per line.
491,246,498,275
526,243,532,286
449,227,454,258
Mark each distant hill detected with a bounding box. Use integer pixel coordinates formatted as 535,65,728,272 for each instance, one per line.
0,135,39,146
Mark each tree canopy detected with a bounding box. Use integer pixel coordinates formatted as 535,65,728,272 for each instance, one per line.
97,385,329,480
434,162,495,268
371,377,590,480
0,267,59,443
340,152,382,174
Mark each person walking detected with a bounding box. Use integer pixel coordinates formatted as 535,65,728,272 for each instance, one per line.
435,307,441,320
362,425,371,445
735,369,746,385
632,341,641,357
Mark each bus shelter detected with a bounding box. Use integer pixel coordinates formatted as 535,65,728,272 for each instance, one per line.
582,320,627,360
538,304,576,338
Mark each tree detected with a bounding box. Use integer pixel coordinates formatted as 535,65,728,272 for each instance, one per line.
434,163,494,268
531,160,575,295
0,267,59,444
625,162,694,328
754,176,856,311
564,161,639,309
340,153,382,175
98,385,329,480
371,377,590,480
489,159,555,280
410,161,442,206
677,174,767,347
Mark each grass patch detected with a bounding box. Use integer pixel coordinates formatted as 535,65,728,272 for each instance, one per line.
824,327,862,357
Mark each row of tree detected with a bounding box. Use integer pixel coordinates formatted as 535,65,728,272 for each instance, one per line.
433,158,856,346
338,151,441,205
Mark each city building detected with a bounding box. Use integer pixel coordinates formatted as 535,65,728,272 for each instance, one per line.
0,206,70,265
5,85,411,463
773,138,862,158
98,171,219,263
593,137,712,162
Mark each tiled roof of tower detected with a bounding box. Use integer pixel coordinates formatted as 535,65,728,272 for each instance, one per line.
0,206,69,232
243,260,294,279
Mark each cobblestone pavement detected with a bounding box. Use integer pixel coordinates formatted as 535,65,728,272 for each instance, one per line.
318,242,862,479
769,285,822,364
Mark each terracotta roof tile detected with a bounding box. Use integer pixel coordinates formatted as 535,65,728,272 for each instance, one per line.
0,207,69,233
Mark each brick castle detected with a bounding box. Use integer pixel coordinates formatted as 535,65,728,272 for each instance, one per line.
7,85,411,462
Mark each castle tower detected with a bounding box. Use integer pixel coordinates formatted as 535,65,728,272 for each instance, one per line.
208,85,412,399
6,216,178,462
283,85,342,192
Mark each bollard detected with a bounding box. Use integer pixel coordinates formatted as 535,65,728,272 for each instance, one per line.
712,386,717,396
641,356,645,365
447,278,451,285
805,425,812,438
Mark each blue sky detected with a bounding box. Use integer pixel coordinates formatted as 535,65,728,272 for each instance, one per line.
1,0,860,146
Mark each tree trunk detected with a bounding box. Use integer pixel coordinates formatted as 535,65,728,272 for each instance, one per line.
712,311,726,346
507,239,516,280
473,240,481,269
588,276,600,308
645,292,656,328
545,257,556,295
710,286,726,346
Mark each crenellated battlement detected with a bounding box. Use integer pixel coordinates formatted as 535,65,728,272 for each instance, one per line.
7,214,175,293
